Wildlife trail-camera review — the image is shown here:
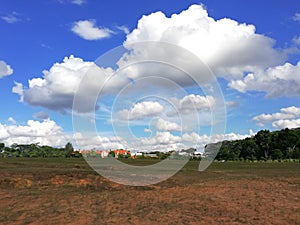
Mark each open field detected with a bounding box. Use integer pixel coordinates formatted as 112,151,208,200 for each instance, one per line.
0,158,299,225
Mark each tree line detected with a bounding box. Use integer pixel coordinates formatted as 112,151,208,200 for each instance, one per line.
0,142,80,158
213,128,300,161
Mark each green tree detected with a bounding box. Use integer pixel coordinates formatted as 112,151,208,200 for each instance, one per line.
216,141,231,160
241,138,259,160
254,130,271,159
65,142,74,158
216,141,240,161
272,149,283,160
108,150,115,158
292,148,300,159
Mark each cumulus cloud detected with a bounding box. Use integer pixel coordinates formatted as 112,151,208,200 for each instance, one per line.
114,94,217,137
15,4,285,114
73,132,125,150
253,106,300,129
12,55,125,113
13,5,290,119
0,115,249,151
181,131,251,145
253,112,294,123
140,131,181,146
118,101,164,120
155,118,181,131
169,94,215,115
124,4,285,78
229,61,300,98
72,20,113,40
280,106,300,115
181,132,202,143
0,119,69,147
0,118,127,149
0,61,13,78
134,130,252,152
13,55,94,112
272,119,300,129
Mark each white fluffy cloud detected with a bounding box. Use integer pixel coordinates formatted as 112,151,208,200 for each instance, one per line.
281,106,300,115
272,119,300,129
15,4,287,114
272,116,300,129
73,132,125,150
253,106,300,129
118,101,164,120
115,94,215,129
72,20,113,40
181,132,202,143
155,118,181,131
181,131,252,145
12,55,123,113
0,118,127,150
13,55,93,112
0,119,69,147
0,61,13,78
0,114,251,151
229,61,300,98
124,4,285,78
140,131,181,146
176,94,214,113
167,94,215,116
135,130,252,152
0,115,254,151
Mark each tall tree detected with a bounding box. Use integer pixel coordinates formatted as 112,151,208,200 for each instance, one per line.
241,138,259,160
65,142,74,158
254,130,271,159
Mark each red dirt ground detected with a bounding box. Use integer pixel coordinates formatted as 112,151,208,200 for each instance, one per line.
0,160,299,225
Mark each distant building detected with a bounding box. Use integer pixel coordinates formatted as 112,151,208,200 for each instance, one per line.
76,149,111,158
112,149,131,158
145,153,158,158
131,152,143,158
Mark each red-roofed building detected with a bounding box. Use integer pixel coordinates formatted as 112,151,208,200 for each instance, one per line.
112,149,131,158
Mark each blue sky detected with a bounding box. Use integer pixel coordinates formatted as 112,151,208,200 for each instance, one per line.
0,0,300,151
